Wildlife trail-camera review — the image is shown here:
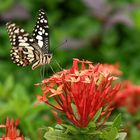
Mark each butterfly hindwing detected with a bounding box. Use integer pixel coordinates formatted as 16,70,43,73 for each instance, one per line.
6,22,37,66
32,9,49,53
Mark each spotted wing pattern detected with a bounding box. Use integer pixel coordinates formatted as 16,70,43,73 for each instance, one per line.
32,9,49,53
6,22,38,67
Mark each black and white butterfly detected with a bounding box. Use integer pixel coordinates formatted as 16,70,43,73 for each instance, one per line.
6,9,52,70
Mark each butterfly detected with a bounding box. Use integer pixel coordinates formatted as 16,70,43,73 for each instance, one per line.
6,9,52,70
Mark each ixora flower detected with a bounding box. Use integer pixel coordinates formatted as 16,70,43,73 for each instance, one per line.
114,81,140,114
0,117,24,140
37,58,120,128
99,63,122,76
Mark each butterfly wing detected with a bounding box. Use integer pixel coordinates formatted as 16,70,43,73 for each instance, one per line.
32,9,49,53
6,22,40,67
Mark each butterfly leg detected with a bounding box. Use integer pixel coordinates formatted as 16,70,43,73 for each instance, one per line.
53,58,63,70
40,65,46,79
48,64,55,74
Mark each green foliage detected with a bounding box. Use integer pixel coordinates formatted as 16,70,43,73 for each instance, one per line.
130,127,140,140
103,127,118,140
0,0,14,11
25,138,31,140
112,114,122,129
117,133,127,140
44,130,73,140
43,114,126,140
0,75,54,139
0,0,140,139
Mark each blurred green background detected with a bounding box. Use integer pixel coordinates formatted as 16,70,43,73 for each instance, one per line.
0,0,140,139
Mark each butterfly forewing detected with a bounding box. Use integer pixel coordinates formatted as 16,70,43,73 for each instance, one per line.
6,9,52,70
6,22,37,66
32,9,49,53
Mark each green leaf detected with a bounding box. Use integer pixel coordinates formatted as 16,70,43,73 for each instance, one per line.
93,108,102,122
87,121,96,129
44,130,73,140
105,127,118,140
71,103,78,119
112,114,122,129
86,129,101,135
25,137,31,140
117,132,127,140
55,124,64,130
61,124,78,134
79,127,90,133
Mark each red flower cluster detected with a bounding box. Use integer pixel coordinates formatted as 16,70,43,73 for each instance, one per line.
37,59,120,127
99,63,122,76
114,81,140,114
0,117,24,140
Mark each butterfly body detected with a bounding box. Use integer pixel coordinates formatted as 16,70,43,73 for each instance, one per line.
32,52,52,70
6,9,52,70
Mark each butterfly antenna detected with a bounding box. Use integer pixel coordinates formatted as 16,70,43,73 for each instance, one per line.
45,65,49,78
52,39,68,52
43,65,46,78
48,63,55,74
40,67,43,80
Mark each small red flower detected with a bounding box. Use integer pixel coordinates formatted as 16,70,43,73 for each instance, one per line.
37,59,120,127
0,117,24,140
99,63,122,76
114,81,140,114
